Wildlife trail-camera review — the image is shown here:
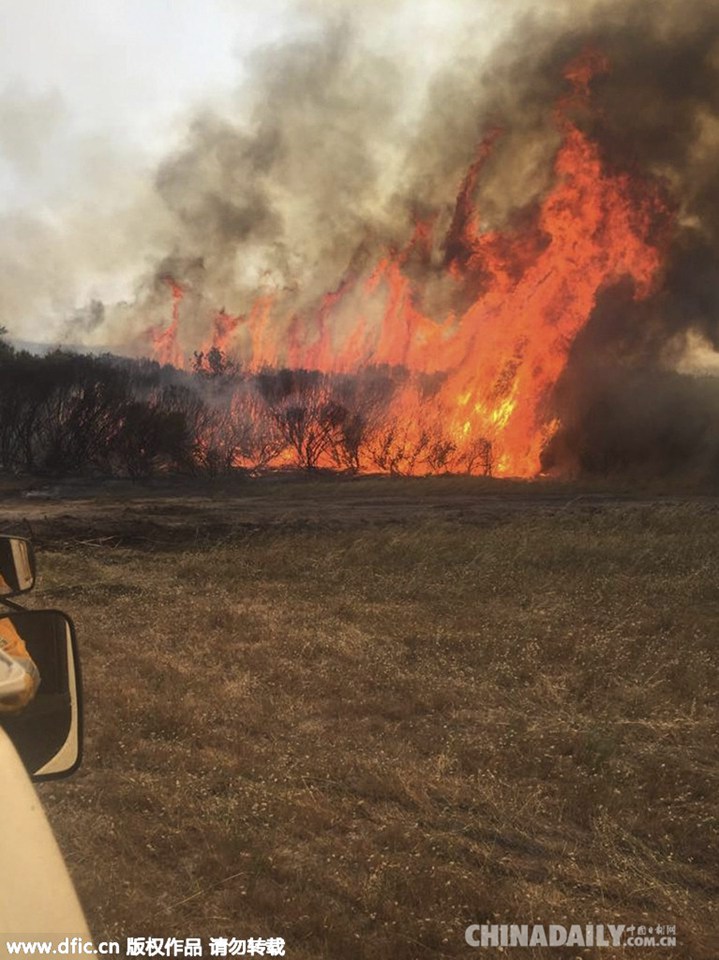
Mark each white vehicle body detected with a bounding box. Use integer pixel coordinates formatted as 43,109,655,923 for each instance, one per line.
0,534,88,950
0,726,89,941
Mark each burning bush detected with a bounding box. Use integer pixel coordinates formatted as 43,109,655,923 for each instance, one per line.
0,337,718,482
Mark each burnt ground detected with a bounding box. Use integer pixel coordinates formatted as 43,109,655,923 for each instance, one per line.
1,473,717,548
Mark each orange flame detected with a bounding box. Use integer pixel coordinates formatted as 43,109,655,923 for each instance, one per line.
147,278,185,368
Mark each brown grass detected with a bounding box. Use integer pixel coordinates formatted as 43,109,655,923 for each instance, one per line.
29,487,719,959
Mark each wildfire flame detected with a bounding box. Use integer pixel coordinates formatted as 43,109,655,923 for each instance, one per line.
145,51,671,477
148,278,185,369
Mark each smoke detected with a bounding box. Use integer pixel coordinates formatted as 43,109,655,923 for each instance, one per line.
151,20,409,316
0,81,175,344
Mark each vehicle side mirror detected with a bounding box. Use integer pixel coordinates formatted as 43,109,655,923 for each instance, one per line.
0,611,82,780
0,536,36,597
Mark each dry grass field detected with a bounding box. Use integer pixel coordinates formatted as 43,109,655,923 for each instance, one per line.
4,478,717,958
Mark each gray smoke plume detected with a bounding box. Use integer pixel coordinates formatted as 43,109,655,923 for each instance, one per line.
150,20,408,317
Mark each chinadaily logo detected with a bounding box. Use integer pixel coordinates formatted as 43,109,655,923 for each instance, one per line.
465,923,678,949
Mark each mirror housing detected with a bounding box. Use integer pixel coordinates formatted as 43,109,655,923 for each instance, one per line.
0,611,83,780
0,536,36,597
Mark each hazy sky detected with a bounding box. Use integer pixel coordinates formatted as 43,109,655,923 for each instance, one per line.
0,0,537,203
0,0,298,208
